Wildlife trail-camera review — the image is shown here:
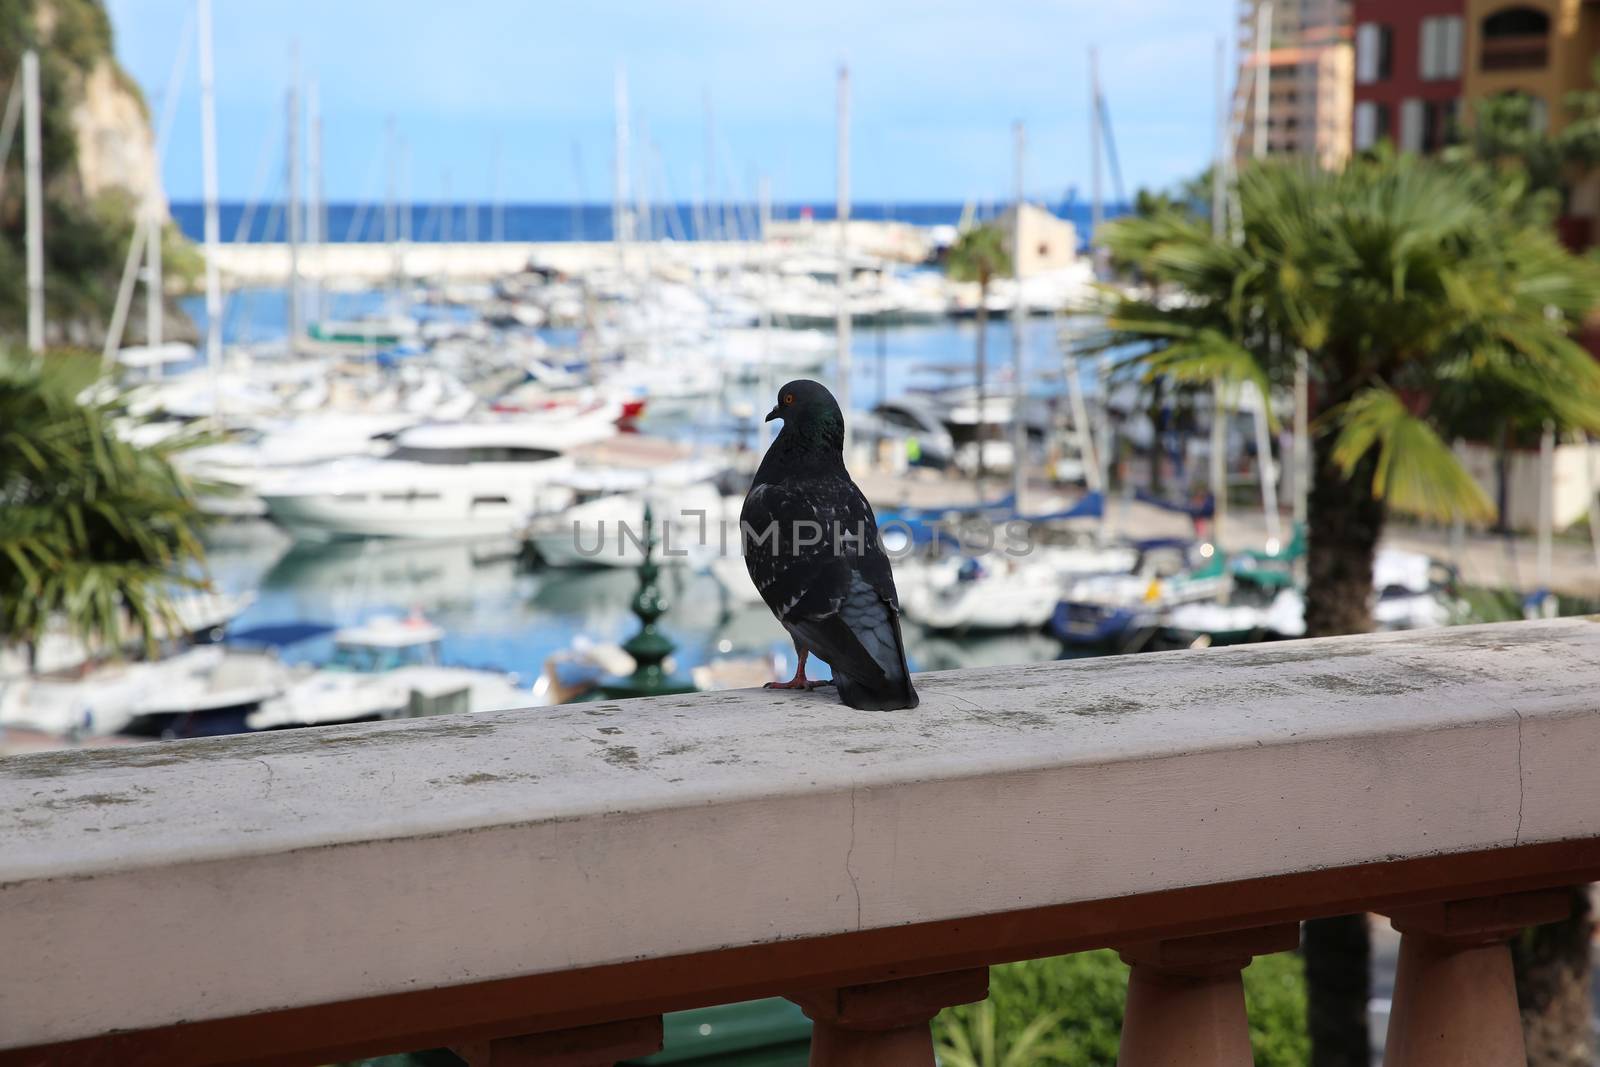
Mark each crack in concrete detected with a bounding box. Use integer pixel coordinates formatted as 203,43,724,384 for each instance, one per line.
253,758,275,800
845,785,862,931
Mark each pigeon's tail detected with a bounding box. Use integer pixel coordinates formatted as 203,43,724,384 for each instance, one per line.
835,609,919,711
836,671,919,711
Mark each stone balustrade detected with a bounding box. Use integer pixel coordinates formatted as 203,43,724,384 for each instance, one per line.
4,618,1600,1066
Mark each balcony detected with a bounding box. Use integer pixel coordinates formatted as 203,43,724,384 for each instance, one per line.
1481,34,1550,71
3,618,1600,1066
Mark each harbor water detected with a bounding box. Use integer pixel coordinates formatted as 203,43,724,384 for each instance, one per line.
170,200,1131,245
186,286,1079,686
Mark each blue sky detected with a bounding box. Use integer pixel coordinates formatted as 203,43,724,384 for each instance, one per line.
107,1,1233,205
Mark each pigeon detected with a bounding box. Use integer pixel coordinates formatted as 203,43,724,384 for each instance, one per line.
742,379,919,711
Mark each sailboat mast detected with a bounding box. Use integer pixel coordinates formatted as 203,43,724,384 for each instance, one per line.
197,0,223,396
1253,382,1282,549
399,140,411,244
308,77,323,327
613,65,630,275
22,49,43,352
146,209,162,346
759,172,773,450
1245,10,1283,554
1010,121,1027,512
704,91,717,243
491,133,504,243
286,45,302,355
384,116,399,297
1253,2,1272,160
1212,38,1227,239
1089,46,1102,253
836,64,852,455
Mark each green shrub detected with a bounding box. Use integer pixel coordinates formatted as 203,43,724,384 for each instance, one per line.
1244,951,1312,1066
933,949,1308,1067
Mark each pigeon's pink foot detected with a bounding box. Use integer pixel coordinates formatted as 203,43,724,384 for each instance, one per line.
766,650,815,691
764,677,810,690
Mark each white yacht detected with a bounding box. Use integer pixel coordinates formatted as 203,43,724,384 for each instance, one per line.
181,411,421,517
527,482,739,569
260,415,616,541
0,642,286,740
0,590,256,680
246,615,532,729
896,554,1066,632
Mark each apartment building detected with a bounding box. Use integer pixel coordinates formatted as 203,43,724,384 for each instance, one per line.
1352,0,1465,153
1236,0,1355,169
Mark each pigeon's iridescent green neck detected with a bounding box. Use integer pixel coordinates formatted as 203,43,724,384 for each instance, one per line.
776,408,844,456
755,411,844,486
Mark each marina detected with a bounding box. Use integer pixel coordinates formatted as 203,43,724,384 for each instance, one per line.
5,208,1592,745
8,2,1600,1061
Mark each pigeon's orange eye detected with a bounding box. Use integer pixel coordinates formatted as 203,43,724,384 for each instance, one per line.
783,393,795,405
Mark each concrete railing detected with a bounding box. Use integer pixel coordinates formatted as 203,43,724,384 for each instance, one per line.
4,618,1600,1066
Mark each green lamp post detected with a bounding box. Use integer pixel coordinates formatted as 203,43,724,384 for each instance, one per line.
588,505,697,700
588,514,813,1065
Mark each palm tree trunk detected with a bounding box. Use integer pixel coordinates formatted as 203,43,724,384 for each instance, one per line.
1304,426,1384,638
1304,425,1387,1067
974,278,989,489
1513,885,1596,1066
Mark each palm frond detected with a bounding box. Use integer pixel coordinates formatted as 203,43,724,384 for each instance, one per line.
1327,386,1494,523
1001,1009,1068,1067
0,347,213,655
946,224,1012,285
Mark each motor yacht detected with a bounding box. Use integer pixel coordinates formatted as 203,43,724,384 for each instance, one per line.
260,415,616,541
246,615,531,729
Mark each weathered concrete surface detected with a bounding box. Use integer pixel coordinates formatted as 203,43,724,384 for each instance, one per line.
3,619,1600,1048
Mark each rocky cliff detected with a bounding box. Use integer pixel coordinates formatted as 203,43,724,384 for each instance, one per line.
0,0,191,347
68,46,165,216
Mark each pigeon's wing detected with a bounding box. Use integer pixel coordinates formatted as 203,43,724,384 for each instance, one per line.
823,478,919,709
742,474,911,698
789,570,920,710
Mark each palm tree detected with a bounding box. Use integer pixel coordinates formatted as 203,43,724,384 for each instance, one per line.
0,348,212,665
1092,153,1600,1067
945,224,1012,487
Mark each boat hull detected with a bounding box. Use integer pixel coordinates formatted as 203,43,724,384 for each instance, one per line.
264,493,528,542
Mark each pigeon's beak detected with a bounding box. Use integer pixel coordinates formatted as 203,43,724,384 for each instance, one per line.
764,405,781,423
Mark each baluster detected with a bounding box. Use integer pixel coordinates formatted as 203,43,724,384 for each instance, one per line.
452,1015,663,1067
1383,889,1572,1067
1116,924,1300,1067
788,967,989,1067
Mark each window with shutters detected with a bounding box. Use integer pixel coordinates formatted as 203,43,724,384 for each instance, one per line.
1356,23,1393,84
1399,99,1425,153
1420,16,1463,80
1355,101,1378,150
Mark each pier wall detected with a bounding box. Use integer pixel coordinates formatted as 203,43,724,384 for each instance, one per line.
199,241,766,287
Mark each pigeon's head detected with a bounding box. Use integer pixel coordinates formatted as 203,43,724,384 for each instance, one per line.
766,379,845,447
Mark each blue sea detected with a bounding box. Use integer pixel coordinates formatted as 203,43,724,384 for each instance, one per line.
169,200,1129,246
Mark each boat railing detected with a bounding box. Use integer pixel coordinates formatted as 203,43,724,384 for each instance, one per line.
4,617,1600,1066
